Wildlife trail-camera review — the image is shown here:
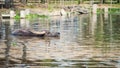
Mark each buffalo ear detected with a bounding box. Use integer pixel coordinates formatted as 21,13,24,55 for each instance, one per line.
46,31,50,34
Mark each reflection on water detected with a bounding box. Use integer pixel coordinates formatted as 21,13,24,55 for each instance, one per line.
0,13,120,68
4,22,11,68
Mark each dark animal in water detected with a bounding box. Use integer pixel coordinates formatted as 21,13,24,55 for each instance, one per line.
12,29,46,37
46,32,60,37
12,29,60,37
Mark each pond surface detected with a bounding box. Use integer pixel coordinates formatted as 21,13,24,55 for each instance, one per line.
0,13,120,68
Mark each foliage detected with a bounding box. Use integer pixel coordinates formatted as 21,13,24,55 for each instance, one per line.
48,5,54,12
108,8,120,14
41,59,56,62
26,14,49,20
97,9,104,14
14,13,20,19
27,3,35,8
97,8,120,14
41,0,45,3
77,0,80,4
14,13,48,20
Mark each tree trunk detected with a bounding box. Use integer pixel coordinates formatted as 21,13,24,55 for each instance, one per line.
78,0,80,4
20,0,27,4
103,0,105,4
5,0,11,8
117,0,120,3
10,0,14,8
41,0,45,3
90,0,94,4
100,0,105,4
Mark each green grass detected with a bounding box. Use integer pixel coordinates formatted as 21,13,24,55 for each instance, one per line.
97,8,120,14
14,13,20,19
49,1,78,5
14,13,48,20
108,8,120,14
26,14,48,19
97,9,104,14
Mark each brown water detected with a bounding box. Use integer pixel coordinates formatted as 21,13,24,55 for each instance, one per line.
0,14,120,68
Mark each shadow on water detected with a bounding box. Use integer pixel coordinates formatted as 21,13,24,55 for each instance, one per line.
0,13,120,68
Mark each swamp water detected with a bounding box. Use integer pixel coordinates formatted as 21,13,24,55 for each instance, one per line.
0,14,120,68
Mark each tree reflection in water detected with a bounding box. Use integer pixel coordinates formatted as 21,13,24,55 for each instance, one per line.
0,21,3,39
21,41,27,64
4,21,28,67
4,22,11,68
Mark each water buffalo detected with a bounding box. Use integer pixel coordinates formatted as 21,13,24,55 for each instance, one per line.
12,29,60,37
12,29,46,37
46,31,60,37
